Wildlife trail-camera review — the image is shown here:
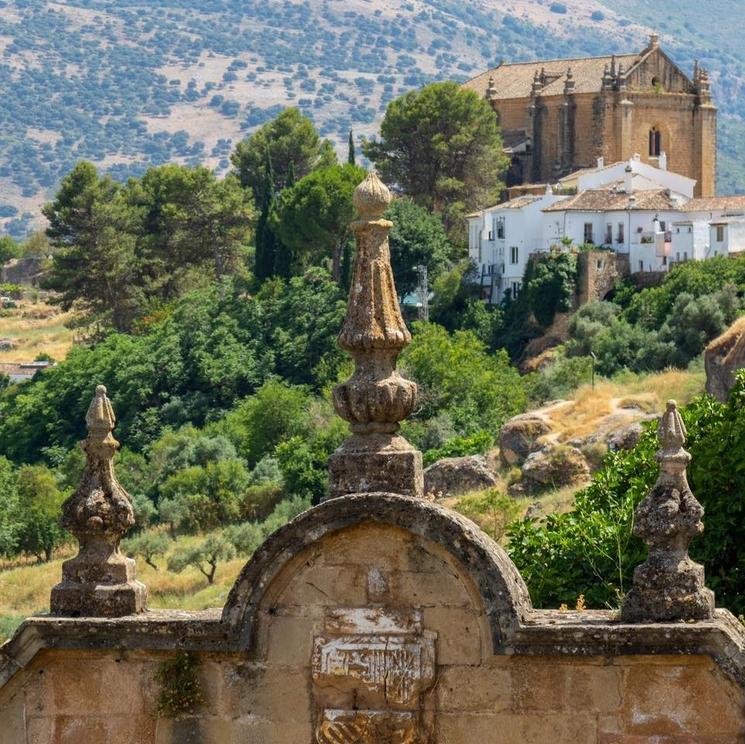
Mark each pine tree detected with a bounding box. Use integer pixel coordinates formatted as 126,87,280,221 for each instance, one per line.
254,149,277,281
347,130,356,166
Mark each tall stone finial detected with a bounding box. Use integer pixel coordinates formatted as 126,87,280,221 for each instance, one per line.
486,75,497,100
564,67,575,95
51,385,147,617
617,63,627,92
531,69,543,95
621,401,714,623
698,67,712,102
327,172,423,500
602,63,613,90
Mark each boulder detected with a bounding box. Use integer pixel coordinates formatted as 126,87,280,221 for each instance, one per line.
705,317,745,402
424,455,498,498
607,421,644,451
520,445,590,492
499,413,553,466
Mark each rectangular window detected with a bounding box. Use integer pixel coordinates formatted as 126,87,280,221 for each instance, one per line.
684,251,688,261
617,223,625,243
510,246,519,264
511,281,521,297
716,225,725,242
496,216,505,240
659,221,666,232
584,223,594,244
639,260,644,272
605,224,613,244
663,256,667,266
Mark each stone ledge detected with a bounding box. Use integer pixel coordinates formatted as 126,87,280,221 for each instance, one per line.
3,607,745,691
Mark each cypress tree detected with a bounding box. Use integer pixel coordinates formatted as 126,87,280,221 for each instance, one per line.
254,149,277,281
347,130,356,166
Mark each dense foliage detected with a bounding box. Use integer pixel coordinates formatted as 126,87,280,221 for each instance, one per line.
363,82,508,234
509,374,745,614
564,256,745,377
43,162,254,331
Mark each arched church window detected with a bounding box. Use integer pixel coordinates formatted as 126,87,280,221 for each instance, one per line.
649,127,662,157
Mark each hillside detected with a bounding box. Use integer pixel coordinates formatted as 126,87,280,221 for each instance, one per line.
0,0,743,238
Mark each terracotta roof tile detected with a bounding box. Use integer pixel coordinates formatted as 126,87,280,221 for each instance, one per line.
463,54,640,100
543,189,679,212
682,196,745,212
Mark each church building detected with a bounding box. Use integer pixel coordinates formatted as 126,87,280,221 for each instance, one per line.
463,34,717,197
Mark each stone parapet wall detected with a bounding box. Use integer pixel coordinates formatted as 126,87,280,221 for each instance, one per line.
2,494,745,743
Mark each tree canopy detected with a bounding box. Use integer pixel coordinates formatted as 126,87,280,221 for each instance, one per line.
231,108,336,199
385,198,453,299
43,162,254,331
272,164,366,282
363,82,508,234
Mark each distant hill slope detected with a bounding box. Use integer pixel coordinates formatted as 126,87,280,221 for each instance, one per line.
0,0,741,237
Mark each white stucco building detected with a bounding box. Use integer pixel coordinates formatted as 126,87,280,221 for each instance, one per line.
466,191,563,303
467,159,744,304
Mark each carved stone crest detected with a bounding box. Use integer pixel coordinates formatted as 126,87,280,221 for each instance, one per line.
311,608,436,743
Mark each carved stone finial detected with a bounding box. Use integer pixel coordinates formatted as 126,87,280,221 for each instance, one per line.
51,386,147,617
621,401,714,623
486,75,497,100
327,174,423,500
564,68,575,95
353,170,392,220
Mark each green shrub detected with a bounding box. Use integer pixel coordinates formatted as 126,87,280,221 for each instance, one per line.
508,373,745,614
423,431,493,466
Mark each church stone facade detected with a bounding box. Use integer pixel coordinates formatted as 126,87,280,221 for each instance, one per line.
463,34,717,197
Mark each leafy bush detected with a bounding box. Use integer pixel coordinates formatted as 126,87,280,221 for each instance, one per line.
423,431,493,466
402,322,527,436
508,373,745,614
454,489,522,543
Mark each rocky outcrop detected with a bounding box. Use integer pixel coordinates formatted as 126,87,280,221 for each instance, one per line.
499,412,553,466
424,455,498,498
519,445,591,493
705,317,745,402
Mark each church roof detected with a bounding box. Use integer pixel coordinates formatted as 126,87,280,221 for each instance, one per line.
682,196,745,212
543,189,680,212
463,53,640,99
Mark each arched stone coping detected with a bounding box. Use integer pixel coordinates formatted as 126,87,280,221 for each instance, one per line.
222,491,533,652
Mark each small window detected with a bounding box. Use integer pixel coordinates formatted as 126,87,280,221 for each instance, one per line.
659,221,666,232
617,223,625,243
716,225,725,242
639,260,644,272
605,224,613,244
511,280,521,297
510,246,519,264
688,227,692,233
488,230,494,241
649,127,662,157
584,223,594,244
596,259,603,270
676,252,680,262
683,251,688,261
496,216,505,240
663,256,667,266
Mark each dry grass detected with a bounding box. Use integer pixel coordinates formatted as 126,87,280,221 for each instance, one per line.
546,367,705,441
0,298,79,362
0,534,249,643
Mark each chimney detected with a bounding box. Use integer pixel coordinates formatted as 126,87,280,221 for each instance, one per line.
625,164,633,194
649,32,660,49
